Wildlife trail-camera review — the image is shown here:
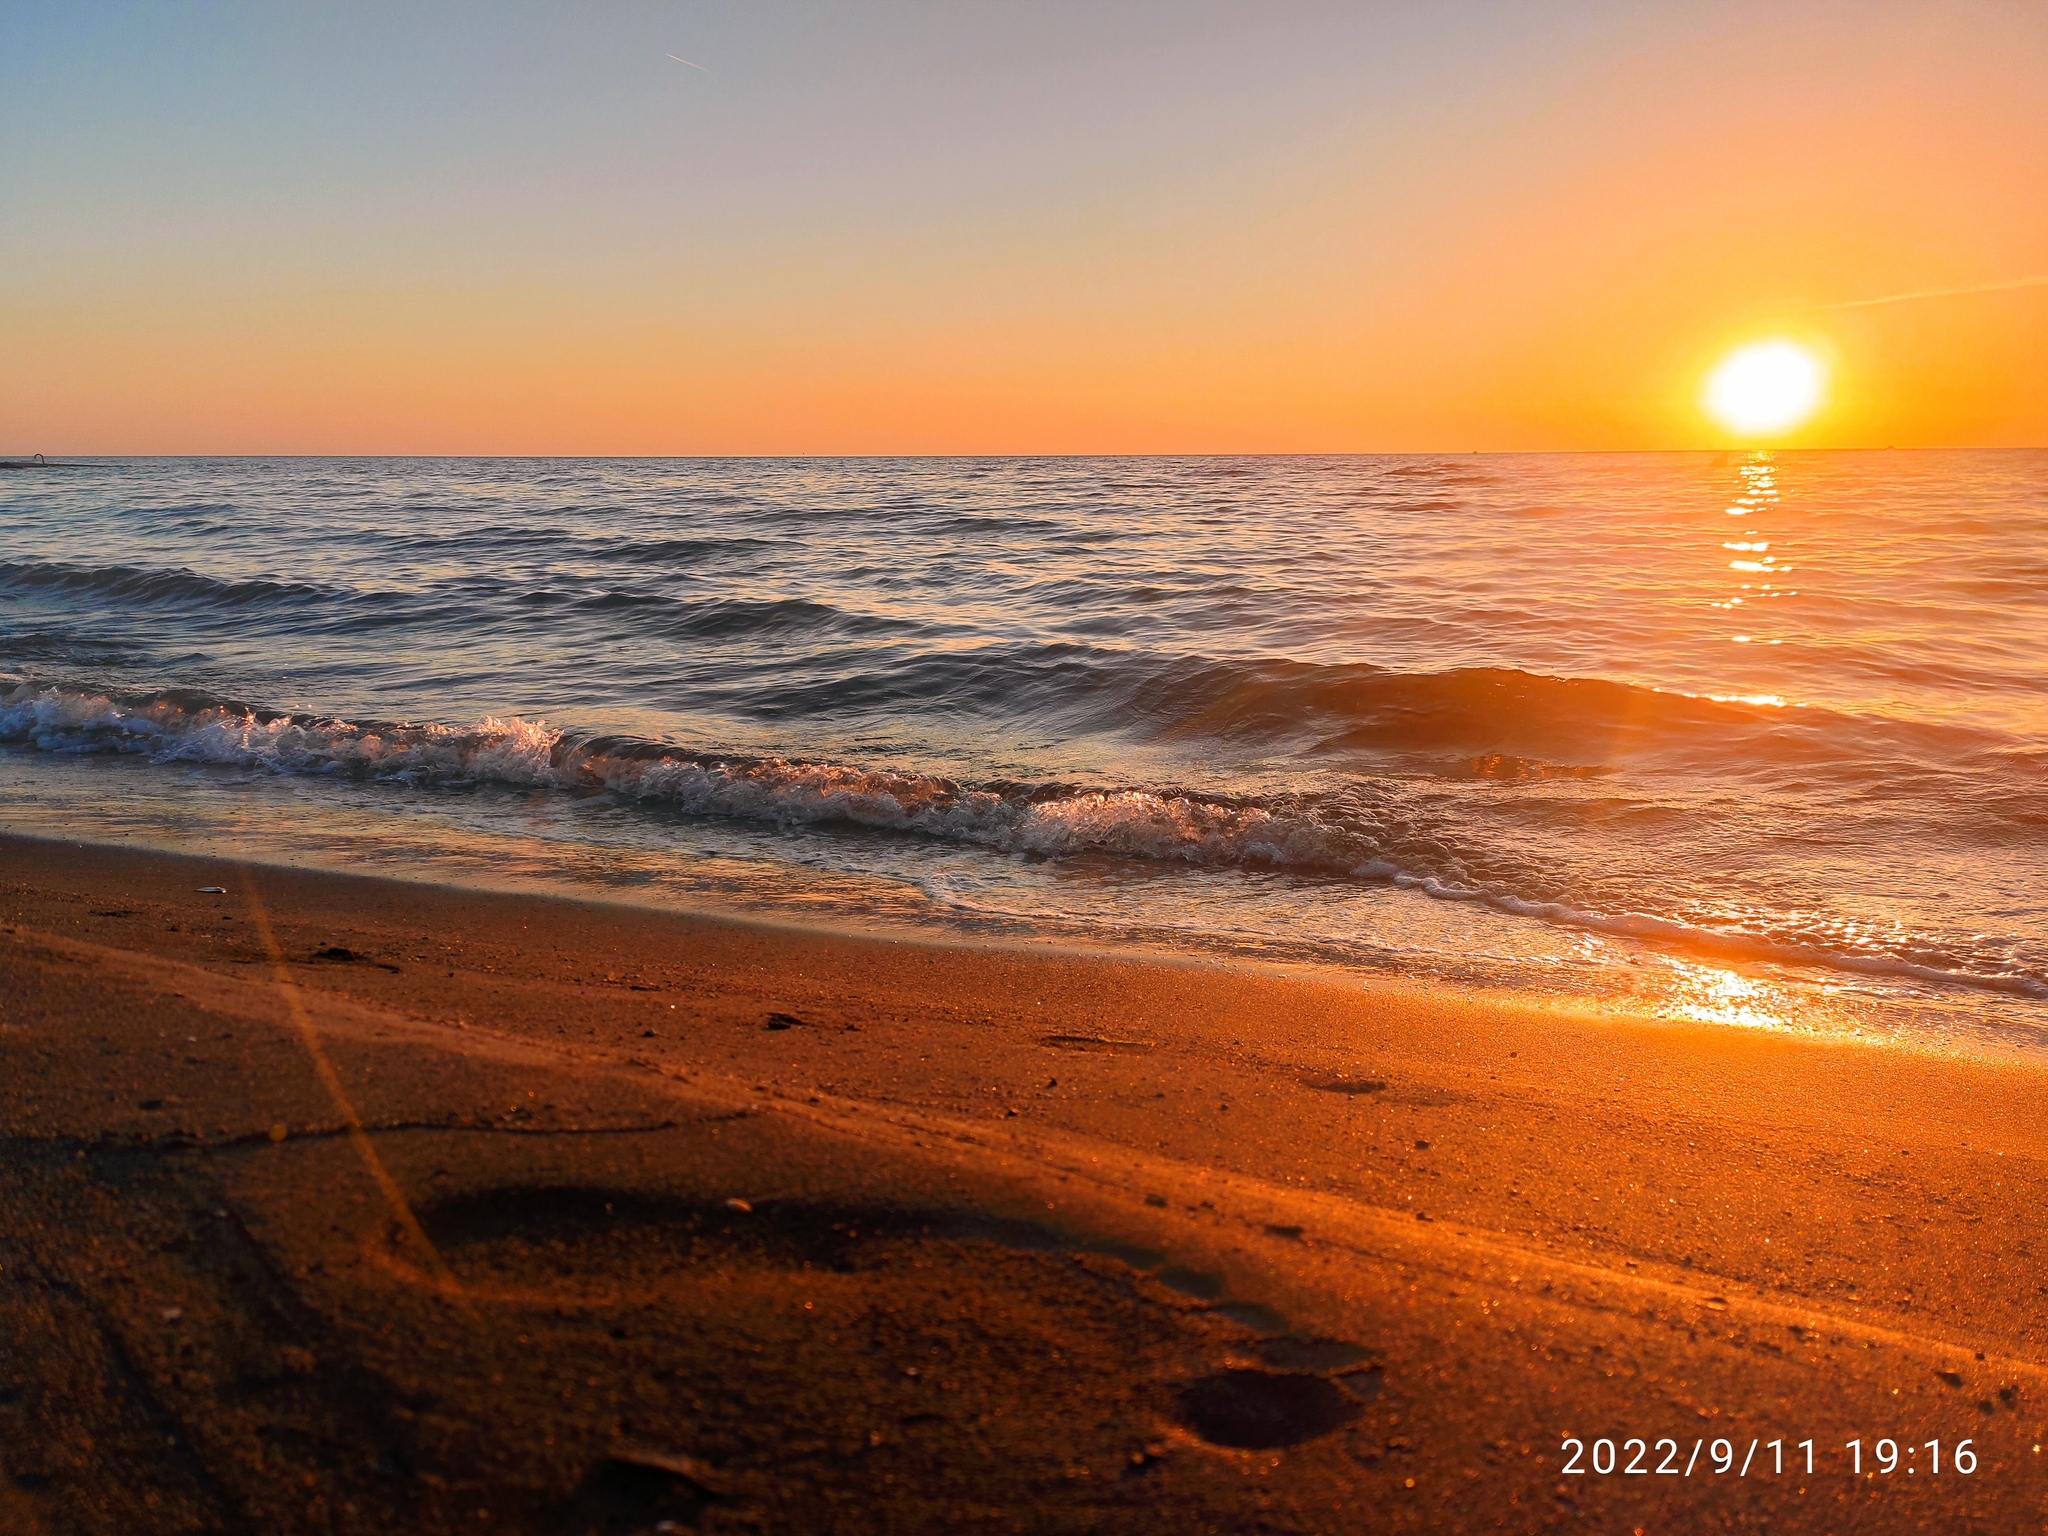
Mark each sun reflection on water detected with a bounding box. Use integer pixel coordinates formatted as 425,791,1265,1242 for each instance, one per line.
1660,962,1796,1032
1707,457,1801,643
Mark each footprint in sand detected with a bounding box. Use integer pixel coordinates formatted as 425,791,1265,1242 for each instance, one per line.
400,1180,1387,1504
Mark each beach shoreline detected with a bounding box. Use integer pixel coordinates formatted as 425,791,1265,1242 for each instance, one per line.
3,831,2043,1531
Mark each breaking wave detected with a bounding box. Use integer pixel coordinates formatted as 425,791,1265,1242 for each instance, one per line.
4,677,2040,1001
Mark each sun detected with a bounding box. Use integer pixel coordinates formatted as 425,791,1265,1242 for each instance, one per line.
1703,340,1825,437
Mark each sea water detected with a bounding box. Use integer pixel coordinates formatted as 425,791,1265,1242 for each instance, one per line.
4,453,2043,1051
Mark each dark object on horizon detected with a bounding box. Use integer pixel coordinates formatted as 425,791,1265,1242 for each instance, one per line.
1,453,57,470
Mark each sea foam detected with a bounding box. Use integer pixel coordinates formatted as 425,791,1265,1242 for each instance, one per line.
5,676,2040,1001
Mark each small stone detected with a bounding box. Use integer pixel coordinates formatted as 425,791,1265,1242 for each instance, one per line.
724,1198,752,1214
268,1124,288,1143
161,1307,184,1323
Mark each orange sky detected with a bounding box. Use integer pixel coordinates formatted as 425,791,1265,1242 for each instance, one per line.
3,3,2043,454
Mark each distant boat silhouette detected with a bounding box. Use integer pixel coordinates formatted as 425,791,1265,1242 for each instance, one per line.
0,453,55,470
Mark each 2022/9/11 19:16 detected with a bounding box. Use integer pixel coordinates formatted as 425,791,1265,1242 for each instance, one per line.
1559,1436,1981,1476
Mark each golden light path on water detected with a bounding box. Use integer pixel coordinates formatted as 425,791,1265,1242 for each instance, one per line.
1711,459,1797,647
1642,955,1918,1048
1661,964,1799,1033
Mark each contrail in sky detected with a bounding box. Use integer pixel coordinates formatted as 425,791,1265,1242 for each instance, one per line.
1818,274,2048,310
665,52,706,70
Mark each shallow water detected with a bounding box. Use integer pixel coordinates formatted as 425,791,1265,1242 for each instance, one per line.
5,452,2044,1051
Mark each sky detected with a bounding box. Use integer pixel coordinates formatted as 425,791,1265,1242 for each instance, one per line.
3,1,2044,454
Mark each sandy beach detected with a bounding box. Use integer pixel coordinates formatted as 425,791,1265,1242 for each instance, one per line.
0,834,2039,1532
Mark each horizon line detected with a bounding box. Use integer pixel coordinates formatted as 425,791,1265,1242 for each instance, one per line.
6,444,2044,462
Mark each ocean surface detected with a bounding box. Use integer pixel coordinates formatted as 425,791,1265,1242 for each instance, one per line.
4,453,2044,1053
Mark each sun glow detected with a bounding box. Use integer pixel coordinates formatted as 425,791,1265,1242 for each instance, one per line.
1703,341,1825,437
1663,964,1794,1033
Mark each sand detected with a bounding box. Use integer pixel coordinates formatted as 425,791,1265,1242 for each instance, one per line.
1,832,2043,1533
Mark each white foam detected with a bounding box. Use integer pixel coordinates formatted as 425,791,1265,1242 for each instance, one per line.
4,678,2040,1002
0,681,559,786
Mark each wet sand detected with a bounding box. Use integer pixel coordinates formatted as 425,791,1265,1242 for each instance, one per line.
1,832,2043,1533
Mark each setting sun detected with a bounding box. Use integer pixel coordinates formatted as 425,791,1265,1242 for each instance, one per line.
1703,340,1826,437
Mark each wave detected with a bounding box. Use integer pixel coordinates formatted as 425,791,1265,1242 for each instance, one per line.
0,558,332,609
736,645,2020,784
0,554,933,643
604,535,779,566
570,592,926,641
1105,656,2008,770
0,681,562,786
3,677,2040,1001
1,547,2027,786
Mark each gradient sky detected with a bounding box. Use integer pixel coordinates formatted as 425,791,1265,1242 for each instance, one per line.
4,1,2044,454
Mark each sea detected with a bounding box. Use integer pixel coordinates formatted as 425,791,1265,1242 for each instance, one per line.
4,453,2044,1054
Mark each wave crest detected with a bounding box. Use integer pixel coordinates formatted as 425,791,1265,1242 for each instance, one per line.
0,558,330,608
2,678,2040,1001
0,680,557,785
